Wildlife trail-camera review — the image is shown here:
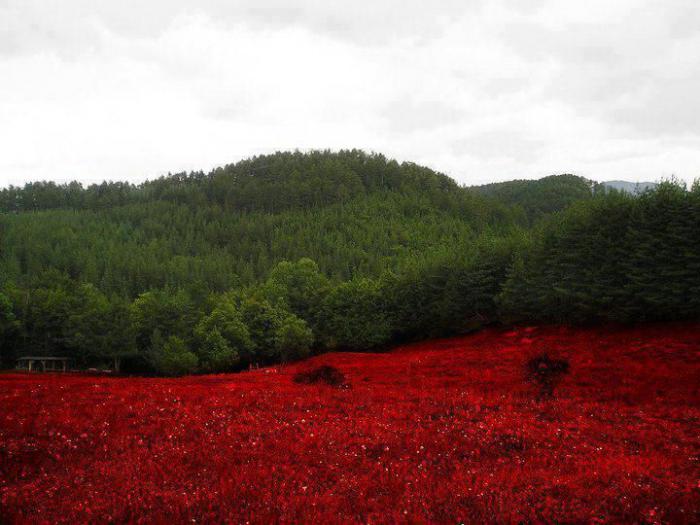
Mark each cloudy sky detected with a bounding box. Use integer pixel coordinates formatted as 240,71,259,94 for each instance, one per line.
1,0,699,187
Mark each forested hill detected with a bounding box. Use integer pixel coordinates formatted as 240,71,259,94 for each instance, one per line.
0,150,462,213
0,151,522,293
1,150,698,375
468,174,595,222
0,150,593,291
0,150,592,217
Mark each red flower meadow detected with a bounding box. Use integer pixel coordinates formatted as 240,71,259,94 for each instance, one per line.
1,323,699,523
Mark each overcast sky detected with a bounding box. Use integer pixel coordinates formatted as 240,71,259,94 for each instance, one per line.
1,0,699,188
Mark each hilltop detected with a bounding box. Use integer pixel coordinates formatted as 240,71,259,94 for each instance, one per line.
0,150,594,291
0,150,590,214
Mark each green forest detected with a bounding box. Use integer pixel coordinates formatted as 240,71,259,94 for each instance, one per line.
1,150,698,374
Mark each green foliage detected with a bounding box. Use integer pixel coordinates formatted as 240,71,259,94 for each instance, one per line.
470,174,594,223
0,292,15,331
101,299,137,372
130,289,198,352
196,329,239,373
63,284,112,362
150,333,199,376
238,296,287,363
262,258,330,329
319,277,391,350
381,234,524,339
0,291,18,363
194,299,251,371
275,316,314,362
498,180,700,323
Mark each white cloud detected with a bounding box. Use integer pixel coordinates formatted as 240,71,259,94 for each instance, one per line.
0,0,698,187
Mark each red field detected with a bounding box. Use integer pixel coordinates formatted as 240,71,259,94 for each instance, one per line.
1,324,699,524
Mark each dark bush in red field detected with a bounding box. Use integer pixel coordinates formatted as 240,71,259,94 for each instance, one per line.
526,353,570,398
293,364,347,387
1,323,699,524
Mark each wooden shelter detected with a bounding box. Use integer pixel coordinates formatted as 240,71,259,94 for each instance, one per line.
16,356,70,372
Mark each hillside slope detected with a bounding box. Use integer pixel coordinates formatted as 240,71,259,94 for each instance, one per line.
0,150,520,292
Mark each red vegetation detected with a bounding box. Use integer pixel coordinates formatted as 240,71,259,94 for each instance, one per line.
1,324,700,523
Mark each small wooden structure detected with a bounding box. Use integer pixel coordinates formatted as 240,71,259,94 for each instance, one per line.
16,356,71,372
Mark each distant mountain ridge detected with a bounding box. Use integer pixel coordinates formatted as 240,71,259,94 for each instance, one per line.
467,174,595,221
601,180,658,194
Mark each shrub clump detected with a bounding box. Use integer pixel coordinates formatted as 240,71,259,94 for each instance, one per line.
526,353,570,398
293,365,347,387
